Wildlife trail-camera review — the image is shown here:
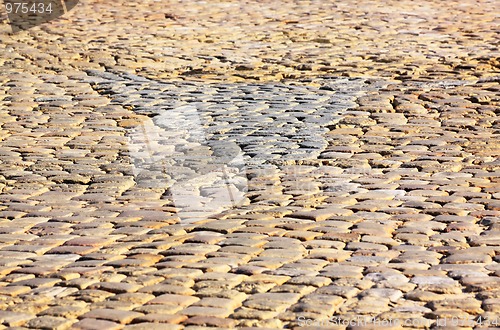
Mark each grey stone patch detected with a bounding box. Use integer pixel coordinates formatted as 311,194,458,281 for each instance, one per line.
87,70,387,221
125,105,249,223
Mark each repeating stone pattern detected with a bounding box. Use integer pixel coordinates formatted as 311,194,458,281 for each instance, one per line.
0,0,499,329
86,71,377,224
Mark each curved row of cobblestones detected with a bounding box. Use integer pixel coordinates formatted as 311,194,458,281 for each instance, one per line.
0,0,498,329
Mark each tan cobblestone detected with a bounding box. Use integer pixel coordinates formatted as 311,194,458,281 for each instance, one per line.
0,0,499,328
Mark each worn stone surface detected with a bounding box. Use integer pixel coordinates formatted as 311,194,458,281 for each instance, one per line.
0,0,499,328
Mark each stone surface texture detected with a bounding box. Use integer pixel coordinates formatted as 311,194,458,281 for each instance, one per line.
0,0,499,329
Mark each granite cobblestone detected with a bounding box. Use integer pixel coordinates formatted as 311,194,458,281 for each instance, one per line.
0,0,499,328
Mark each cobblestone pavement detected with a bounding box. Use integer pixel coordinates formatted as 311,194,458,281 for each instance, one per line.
0,0,499,329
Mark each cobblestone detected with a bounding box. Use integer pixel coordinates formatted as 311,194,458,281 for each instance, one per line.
0,0,499,328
